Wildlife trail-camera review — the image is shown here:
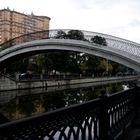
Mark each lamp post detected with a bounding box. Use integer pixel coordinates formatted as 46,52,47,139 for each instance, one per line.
106,59,108,77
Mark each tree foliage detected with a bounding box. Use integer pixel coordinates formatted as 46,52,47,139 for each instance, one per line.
55,30,85,41
6,52,129,76
91,35,107,46
55,30,67,39
67,30,85,40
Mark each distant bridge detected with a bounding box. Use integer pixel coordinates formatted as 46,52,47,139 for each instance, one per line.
0,29,140,72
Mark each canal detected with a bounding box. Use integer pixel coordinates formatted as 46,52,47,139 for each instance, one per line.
0,80,135,124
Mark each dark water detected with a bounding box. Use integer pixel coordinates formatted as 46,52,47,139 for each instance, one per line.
0,81,133,124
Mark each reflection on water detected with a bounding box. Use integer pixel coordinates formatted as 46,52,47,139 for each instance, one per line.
0,81,133,123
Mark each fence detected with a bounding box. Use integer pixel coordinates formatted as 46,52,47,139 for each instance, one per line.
0,87,137,140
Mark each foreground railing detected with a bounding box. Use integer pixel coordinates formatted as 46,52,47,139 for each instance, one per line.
0,88,136,140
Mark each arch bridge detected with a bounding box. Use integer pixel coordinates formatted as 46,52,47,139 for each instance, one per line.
0,29,140,72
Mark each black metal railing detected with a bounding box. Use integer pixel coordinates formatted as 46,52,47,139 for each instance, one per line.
11,72,140,82
0,88,137,140
18,73,83,81
108,89,135,139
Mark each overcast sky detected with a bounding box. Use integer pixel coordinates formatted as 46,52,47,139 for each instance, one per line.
1,0,140,43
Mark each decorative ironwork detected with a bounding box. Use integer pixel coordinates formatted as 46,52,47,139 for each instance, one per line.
0,88,136,140
108,89,134,139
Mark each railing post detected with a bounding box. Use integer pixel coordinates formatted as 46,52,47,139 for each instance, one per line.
63,73,66,79
80,74,82,78
99,89,110,140
40,74,43,80
133,81,140,127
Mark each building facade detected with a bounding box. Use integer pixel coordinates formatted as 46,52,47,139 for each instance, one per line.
0,8,50,44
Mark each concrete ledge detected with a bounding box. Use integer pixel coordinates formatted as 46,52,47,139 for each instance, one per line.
0,76,139,91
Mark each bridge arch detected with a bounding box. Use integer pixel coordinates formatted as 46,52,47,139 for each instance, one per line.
0,39,140,72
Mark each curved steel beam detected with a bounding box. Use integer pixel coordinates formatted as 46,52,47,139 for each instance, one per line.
0,39,140,72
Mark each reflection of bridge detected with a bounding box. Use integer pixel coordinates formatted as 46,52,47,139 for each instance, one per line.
0,29,140,71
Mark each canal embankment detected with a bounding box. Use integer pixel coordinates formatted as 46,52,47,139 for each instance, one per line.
0,75,139,91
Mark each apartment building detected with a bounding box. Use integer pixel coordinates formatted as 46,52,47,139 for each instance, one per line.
0,8,50,44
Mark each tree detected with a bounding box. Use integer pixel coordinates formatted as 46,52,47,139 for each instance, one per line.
91,35,107,46
67,30,85,40
97,59,112,74
6,58,29,73
55,30,67,39
45,51,71,73
82,55,99,75
66,52,82,73
110,61,128,75
32,54,46,74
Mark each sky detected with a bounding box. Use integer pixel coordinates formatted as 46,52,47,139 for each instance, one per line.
1,0,140,43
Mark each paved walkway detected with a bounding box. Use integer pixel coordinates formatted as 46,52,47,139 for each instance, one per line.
123,86,140,140
124,129,140,140
122,118,140,140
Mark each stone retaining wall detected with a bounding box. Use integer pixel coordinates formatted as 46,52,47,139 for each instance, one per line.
0,76,139,91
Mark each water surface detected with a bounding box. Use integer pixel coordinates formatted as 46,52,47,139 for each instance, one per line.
0,81,132,124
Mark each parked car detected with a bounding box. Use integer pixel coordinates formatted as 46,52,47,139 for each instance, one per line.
19,73,32,80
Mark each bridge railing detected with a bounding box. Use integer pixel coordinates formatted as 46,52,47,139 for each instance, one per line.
0,87,136,140
13,73,139,81
17,73,91,81
0,29,140,57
